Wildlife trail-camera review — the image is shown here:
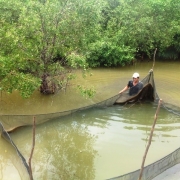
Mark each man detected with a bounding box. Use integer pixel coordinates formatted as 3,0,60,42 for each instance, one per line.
119,72,143,96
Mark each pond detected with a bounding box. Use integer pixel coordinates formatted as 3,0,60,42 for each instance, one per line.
1,61,180,115
0,61,180,179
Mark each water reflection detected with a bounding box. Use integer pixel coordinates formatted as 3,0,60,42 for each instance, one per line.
0,62,179,180
1,102,180,179
0,78,179,180
114,103,180,136
11,115,99,180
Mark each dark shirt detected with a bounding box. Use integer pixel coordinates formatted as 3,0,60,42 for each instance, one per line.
127,80,143,96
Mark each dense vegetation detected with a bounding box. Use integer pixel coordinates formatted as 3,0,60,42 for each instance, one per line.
0,0,179,97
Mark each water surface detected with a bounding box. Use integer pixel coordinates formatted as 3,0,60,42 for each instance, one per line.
1,61,180,115
5,103,180,180
0,61,180,179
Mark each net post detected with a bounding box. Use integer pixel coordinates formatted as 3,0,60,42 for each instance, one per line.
28,116,36,180
138,99,162,180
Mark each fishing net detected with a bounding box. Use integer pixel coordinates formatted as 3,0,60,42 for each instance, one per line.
115,69,157,104
0,69,180,180
109,146,180,180
0,70,156,132
0,122,30,178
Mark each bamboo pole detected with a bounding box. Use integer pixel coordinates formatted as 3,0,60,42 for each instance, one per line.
138,99,162,180
28,117,36,180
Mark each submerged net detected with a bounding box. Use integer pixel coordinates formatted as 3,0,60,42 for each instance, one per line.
0,69,180,180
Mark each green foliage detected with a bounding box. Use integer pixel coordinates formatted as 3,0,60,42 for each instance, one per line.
100,0,180,59
0,0,180,98
0,0,104,97
77,85,96,99
0,70,41,98
67,52,88,69
86,40,135,67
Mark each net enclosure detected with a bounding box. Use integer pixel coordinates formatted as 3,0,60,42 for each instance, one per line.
0,69,157,133
0,69,180,180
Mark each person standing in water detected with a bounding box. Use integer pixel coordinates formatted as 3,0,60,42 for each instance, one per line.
119,72,143,96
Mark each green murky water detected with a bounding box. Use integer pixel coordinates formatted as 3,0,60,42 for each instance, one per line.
0,61,180,179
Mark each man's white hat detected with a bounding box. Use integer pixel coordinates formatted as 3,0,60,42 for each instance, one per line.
132,72,139,78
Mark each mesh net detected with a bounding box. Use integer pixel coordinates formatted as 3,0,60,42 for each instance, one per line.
115,70,157,104
109,146,180,180
0,69,180,180
0,122,30,177
0,70,157,132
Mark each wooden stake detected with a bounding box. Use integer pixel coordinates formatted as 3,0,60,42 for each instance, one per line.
152,48,157,70
138,99,162,180
28,117,36,180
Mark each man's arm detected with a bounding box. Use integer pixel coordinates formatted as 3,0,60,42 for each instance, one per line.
119,85,129,94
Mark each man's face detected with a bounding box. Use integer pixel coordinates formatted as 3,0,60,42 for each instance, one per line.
133,77,139,83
